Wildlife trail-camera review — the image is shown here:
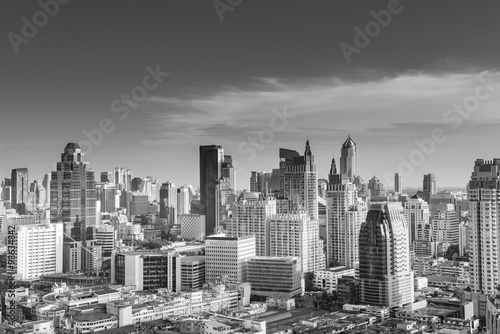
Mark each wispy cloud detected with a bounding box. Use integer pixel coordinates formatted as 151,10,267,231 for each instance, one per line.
137,68,500,150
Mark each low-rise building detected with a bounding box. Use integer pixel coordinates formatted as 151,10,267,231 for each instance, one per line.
313,266,355,293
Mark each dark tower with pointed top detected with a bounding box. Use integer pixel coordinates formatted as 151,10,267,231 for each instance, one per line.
340,135,359,183
282,140,318,220
328,156,342,187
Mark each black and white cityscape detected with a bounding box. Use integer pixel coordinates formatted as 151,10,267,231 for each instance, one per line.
1,1,500,333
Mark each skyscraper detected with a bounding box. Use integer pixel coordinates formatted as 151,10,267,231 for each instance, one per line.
160,181,177,225
468,159,500,295
404,195,431,257
50,143,97,271
11,168,29,215
226,194,277,256
368,176,385,198
282,140,318,220
359,202,414,308
326,183,368,268
394,173,402,194
177,185,190,215
199,145,224,236
340,135,358,183
432,203,459,245
270,211,325,273
422,173,438,203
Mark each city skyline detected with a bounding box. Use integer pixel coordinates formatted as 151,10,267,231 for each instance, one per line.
3,1,500,188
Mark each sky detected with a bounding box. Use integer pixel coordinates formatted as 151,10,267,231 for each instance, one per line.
1,0,500,189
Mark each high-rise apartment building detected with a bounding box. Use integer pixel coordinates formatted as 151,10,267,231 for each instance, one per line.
269,211,325,273
200,145,224,236
50,143,97,272
432,203,459,244
11,168,29,215
359,202,414,308
404,195,431,256
326,183,368,268
468,159,500,295
14,222,64,280
340,136,359,183
226,194,277,256
282,140,318,220
205,234,256,283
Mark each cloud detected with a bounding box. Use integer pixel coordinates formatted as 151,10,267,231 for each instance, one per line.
136,69,500,150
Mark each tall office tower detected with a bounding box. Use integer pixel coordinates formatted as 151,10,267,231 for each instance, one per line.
200,145,224,236
326,183,368,268
279,148,301,198
423,173,437,194
221,155,236,191
205,234,256,283
131,177,143,192
42,173,51,207
217,178,236,225
359,202,414,308
282,140,318,220
150,179,160,202
250,171,273,194
50,143,97,271
114,167,125,189
177,186,190,215
404,195,431,257
1,178,11,205
97,183,117,213
13,222,64,280
432,203,459,244
394,173,402,194
11,168,29,214
270,211,326,273
340,135,359,183
37,182,46,208
368,176,385,198
115,250,182,291
125,169,132,191
468,159,500,296
250,171,260,193
160,181,177,225
226,194,277,256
